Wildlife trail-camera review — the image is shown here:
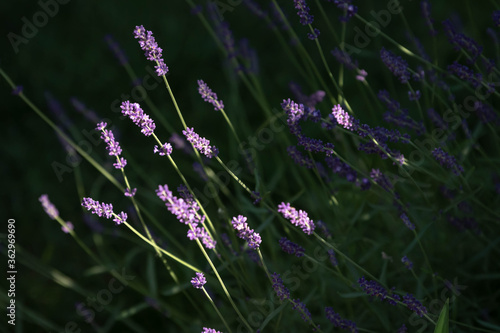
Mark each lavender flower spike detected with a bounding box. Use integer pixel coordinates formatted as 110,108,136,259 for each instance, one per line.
380,47,410,83
202,328,222,333
96,122,127,169
277,202,315,235
432,147,464,176
231,215,262,250
332,104,358,131
39,194,59,220
120,101,156,136
191,272,207,289
81,197,127,225
133,25,168,76
182,127,219,158
198,80,224,111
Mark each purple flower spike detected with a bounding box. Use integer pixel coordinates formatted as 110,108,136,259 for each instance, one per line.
432,147,464,176
154,143,173,156
202,328,221,333
401,213,415,230
39,194,59,220
133,25,168,76
277,202,315,235
197,80,224,111
61,221,74,234
271,272,290,301
403,294,428,317
325,307,358,332
231,215,262,250
401,256,413,270
191,272,206,289
279,237,305,257
332,0,358,22
380,47,410,83
332,104,358,131
81,197,127,225
125,188,137,197
294,0,314,25
120,101,156,136
96,122,128,169
182,127,219,158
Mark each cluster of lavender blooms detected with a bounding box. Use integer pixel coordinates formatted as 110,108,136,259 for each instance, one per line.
183,127,219,159
39,194,74,233
277,202,316,235
271,272,312,324
293,0,320,39
191,272,207,289
231,215,262,250
198,79,224,111
358,277,428,317
133,25,168,76
156,184,216,249
279,237,305,257
325,307,358,332
81,197,128,225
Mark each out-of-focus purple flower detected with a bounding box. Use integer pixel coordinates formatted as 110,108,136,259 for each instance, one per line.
408,90,421,101
104,34,128,66
251,191,261,205
401,256,413,270
71,97,100,123
327,249,338,267
448,61,482,88
272,272,290,301
277,202,315,235
355,69,367,81
238,38,260,74
443,19,483,65
420,0,437,36
287,146,315,169
380,47,410,83
133,25,168,76
397,324,408,332
494,11,500,27
231,215,262,250
191,272,207,289
12,86,23,95
154,143,173,156
244,0,268,20
325,156,357,182
170,132,193,155
316,220,332,238
62,221,74,234
432,147,464,176
331,0,358,22
291,298,312,323
400,213,415,230
279,237,305,257
307,28,320,40
198,80,224,111
182,127,219,158
331,47,358,70
121,101,156,136
325,307,358,332
370,169,393,192
427,108,448,130
216,21,237,60
474,101,500,125
124,188,137,197
403,294,428,317
45,91,72,129
81,197,127,225
39,194,59,220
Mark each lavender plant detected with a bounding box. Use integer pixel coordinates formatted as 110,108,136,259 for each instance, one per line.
3,1,500,332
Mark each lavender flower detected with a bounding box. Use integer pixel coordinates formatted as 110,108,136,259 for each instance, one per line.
104,34,128,66
279,237,305,257
277,202,315,235
316,220,332,238
408,90,421,101
427,108,448,130
156,184,216,249
327,249,338,267
133,25,168,76
494,11,500,27
154,143,173,156
12,86,23,95
231,215,262,250
332,104,358,130
202,328,221,333
124,188,137,197
294,0,314,25
198,80,224,111
420,0,437,36
447,61,482,88
281,98,305,127
403,294,428,317
81,197,128,225
71,97,99,123
120,101,156,136
401,256,413,270
400,213,415,230
191,272,207,289
325,307,358,332
287,146,315,169
272,272,290,301
358,277,389,300
96,122,127,168
355,69,367,81
291,299,312,323
61,222,74,234
182,127,219,158
216,22,236,60
380,47,410,83
331,0,358,22
325,156,357,182
442,20,482,64
432,147,464,176
39,194,59,220
370,169,393,192
397,324,408,332
331,47,358,70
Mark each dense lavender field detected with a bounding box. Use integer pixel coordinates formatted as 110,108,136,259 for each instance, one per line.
2,0,500,332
